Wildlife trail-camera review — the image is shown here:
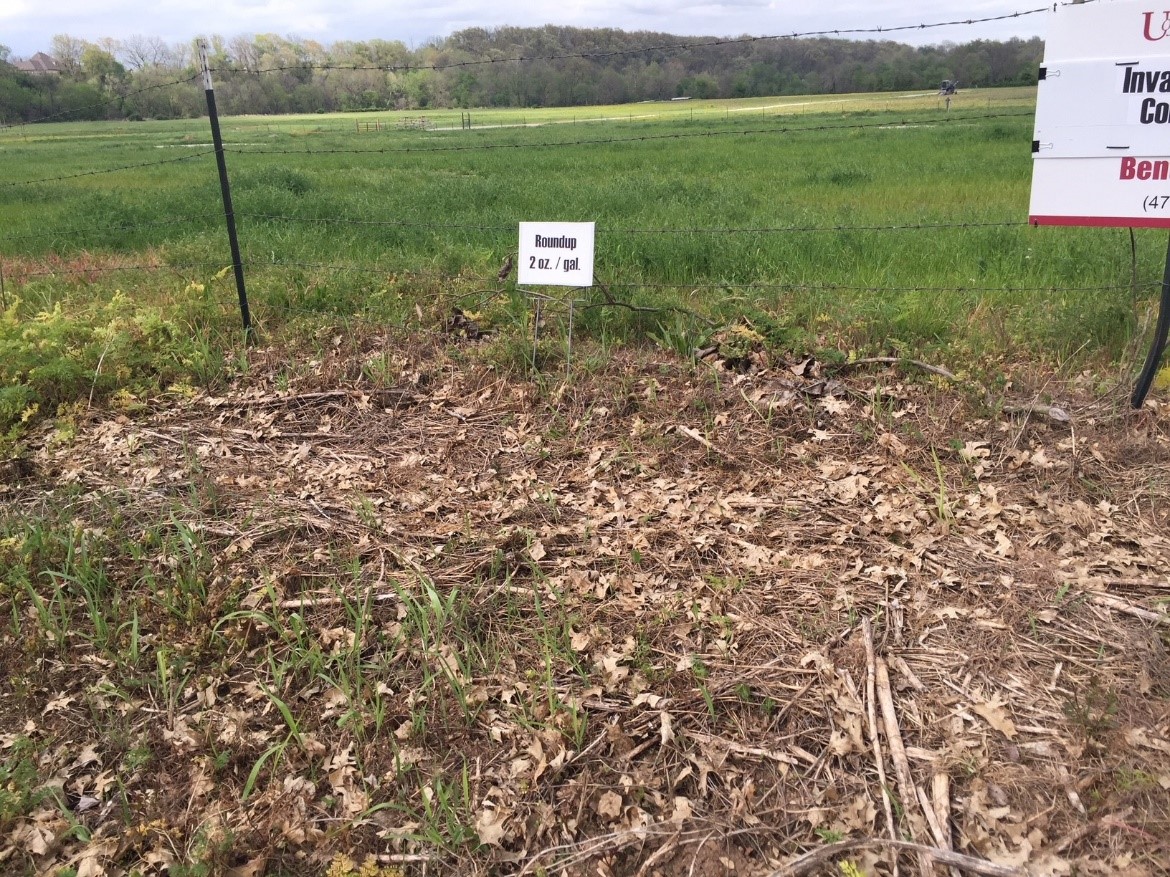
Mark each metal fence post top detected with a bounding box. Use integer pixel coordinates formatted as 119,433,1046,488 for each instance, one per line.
198,41,214,91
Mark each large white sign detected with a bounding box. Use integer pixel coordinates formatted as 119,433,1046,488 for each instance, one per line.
518,222,595,287
1030,1,1170,227
1033,58,1170,158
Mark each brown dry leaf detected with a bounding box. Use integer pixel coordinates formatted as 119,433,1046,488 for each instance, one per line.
74,845,117,877
475,807,508,846
659,710,674,746
1124,727,1170,755
597,790,623,820
226,856,267,877
42,694,74,715
821,396,851,416
972,695,1018,739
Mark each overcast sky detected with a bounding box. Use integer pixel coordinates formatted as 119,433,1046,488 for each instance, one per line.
2,0,1053,58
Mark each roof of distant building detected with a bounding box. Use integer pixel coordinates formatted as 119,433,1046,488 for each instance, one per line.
11,53,63,74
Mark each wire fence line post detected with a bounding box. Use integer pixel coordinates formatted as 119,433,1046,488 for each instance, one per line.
1132,231,1170,409
199,41,252,341
0,257,8,311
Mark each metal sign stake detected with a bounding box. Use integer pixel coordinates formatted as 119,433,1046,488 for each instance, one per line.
1132,231,1170,408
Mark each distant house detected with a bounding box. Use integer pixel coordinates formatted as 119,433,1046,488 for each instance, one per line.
12,53,63,75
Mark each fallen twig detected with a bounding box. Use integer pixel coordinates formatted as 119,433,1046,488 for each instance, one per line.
834,356,958,381
682,729,803,766
675,424,728,458
1088,592,1169,625
767,838,1024,877
1002,402,1070,423
876,657,933,877
863,618,899,876
582,279,717,326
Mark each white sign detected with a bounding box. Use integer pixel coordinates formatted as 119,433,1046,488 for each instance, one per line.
1034,58,1170,158
1044,2,1170,59
1031,157,1170,226
518,222,595,287
1030,0,1170,227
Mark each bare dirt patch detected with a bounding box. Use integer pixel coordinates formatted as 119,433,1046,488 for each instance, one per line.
2,333,1169,876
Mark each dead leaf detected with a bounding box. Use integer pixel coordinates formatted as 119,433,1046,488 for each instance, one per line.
227,856,267,877
475,807,507,846
42,694,74,715
660,710,674,746
972,696,1018,739
597,790,623,820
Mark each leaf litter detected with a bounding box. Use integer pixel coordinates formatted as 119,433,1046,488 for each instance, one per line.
1,331,1169,876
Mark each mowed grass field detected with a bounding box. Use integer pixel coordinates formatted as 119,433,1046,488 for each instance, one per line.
0,85,1162,429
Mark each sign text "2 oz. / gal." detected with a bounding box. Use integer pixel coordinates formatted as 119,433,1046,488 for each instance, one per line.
528,256,580,273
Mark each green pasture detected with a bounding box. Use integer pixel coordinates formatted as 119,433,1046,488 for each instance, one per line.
0,86,1163,433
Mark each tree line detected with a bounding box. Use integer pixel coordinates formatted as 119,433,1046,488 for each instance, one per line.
0,27,1042,123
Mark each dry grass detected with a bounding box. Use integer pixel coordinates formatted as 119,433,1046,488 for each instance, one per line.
1,329,1168,877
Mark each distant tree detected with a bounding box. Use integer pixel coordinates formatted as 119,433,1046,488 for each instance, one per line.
0,65,34,124
3,26,1044,121
50,34,88,77
81,45,127,100
678,74,718,99
0,44,10,63
228,34,260,72
120,34,170,69
451,71,478,108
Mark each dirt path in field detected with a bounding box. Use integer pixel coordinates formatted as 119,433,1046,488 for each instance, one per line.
2,333,1169,877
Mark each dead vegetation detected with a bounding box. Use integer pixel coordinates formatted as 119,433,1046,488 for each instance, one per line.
1,330,1169,877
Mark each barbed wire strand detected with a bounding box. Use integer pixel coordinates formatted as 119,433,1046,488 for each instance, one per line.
3,255,1137,298
602,281,1132,293
235,212,1031,235
237,259,1132,294
0,150,216,189
0,215,219,245
6,261,232,280
215,7,1053,77
0,213,1036,251
225,110,1033,158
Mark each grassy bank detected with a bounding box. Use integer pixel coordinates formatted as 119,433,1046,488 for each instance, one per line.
0,87,1163,439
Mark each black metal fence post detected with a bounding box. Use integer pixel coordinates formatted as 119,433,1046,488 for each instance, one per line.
1132,231,1170,408
199,41,252,341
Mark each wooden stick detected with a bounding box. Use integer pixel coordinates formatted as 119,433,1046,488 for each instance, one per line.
863,618,900,876
1001,402,1070,423
917,785,948,851
836,357,958,381
767,838,1024,877
932,772,961,877
682,729,803,766
931,774,951,843
876,657,934,877
1088,592,1169,625
676,424,728,458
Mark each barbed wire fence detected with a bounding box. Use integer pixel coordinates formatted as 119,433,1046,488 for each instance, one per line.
2,0,1157,378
